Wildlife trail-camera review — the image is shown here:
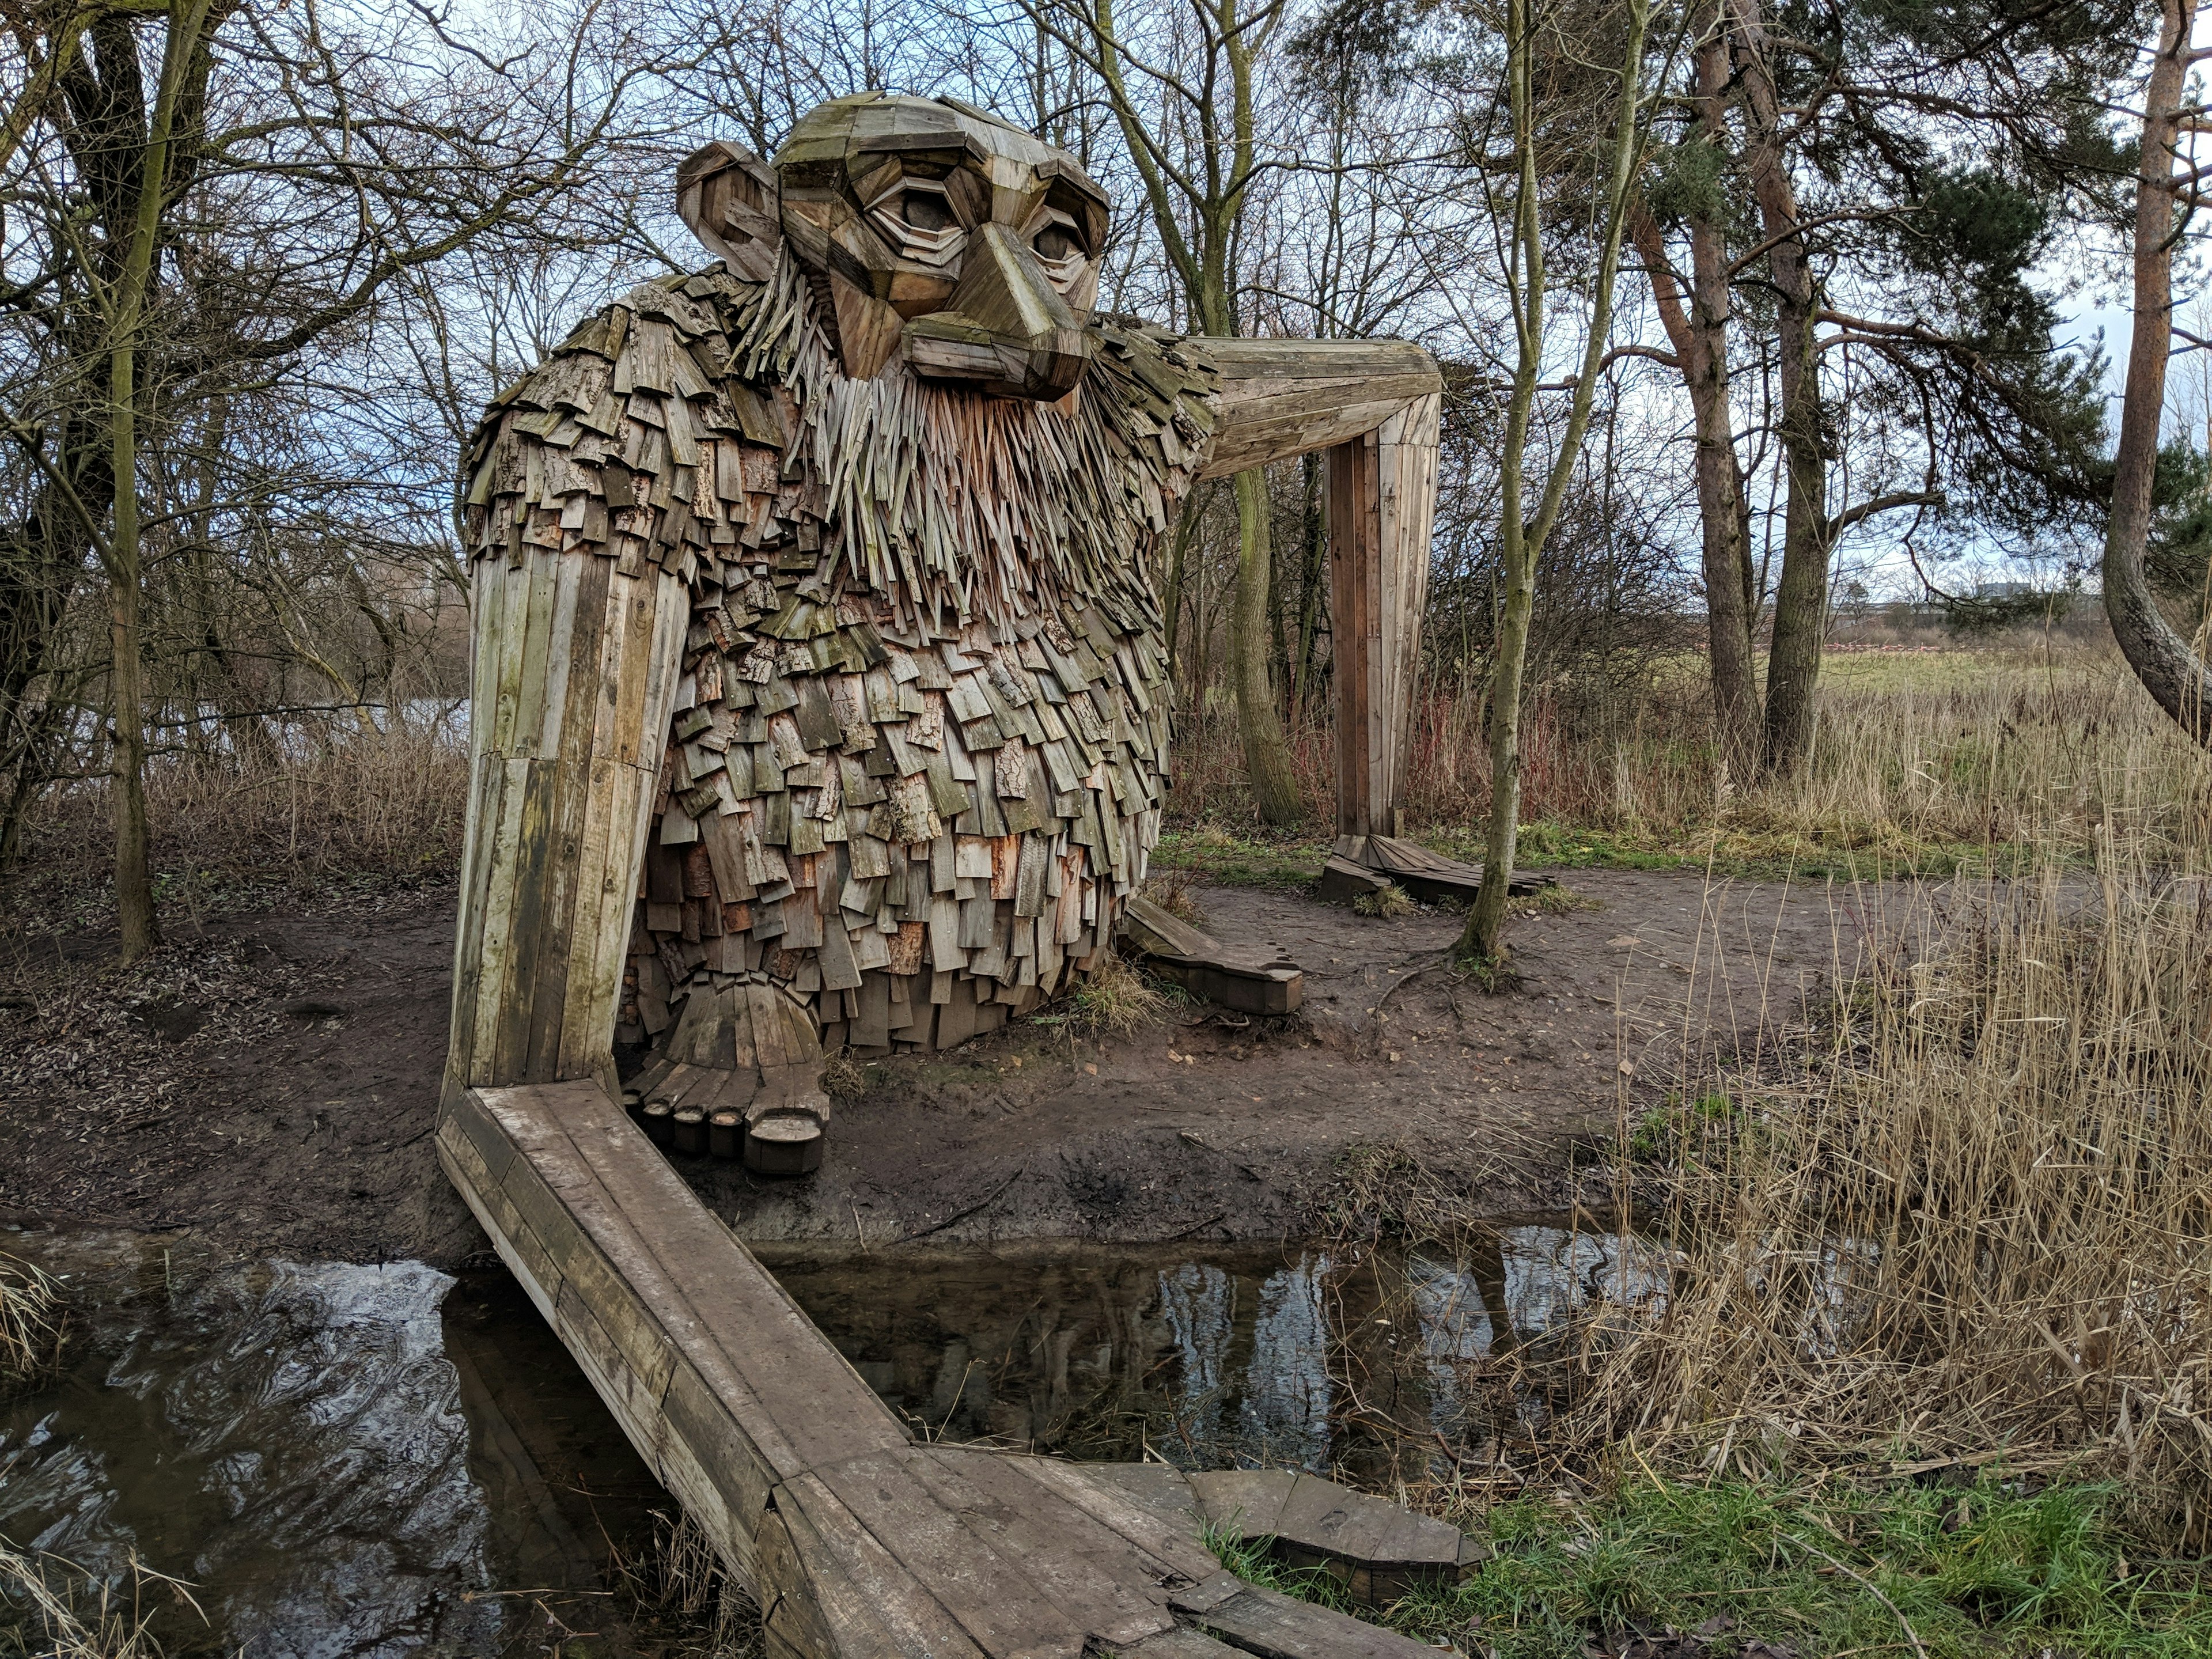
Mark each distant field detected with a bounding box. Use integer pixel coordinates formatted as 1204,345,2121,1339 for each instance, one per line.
1164,635,2212,880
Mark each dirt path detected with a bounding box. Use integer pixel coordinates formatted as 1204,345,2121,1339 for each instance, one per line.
0,870,1920,1264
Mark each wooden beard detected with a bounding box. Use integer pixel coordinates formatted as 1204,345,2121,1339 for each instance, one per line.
460,248,1219,1135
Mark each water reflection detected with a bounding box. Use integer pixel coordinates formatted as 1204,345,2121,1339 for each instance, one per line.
759,1217,1667,1480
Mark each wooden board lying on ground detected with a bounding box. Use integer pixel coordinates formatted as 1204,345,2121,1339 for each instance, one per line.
1332,834,1553,905
438,1078,1464,1657
1118,894,1303,1016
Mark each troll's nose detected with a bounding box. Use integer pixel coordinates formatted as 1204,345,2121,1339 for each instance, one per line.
903,224,1093,400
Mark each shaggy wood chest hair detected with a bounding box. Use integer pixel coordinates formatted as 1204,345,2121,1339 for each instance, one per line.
459,247,1219,1058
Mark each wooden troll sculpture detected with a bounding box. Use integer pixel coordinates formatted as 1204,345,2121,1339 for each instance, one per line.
445,93,1440,1175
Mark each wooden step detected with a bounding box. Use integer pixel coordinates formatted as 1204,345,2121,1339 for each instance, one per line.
1119,895,1304,1016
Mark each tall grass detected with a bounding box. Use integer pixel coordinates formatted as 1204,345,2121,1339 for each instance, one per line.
1574,842,2212,1550
1320,833,2212,1555
0,1548,204,1659
603,1510,760,1659
1171,640,2211,870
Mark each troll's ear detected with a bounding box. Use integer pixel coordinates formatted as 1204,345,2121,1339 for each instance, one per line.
677,141,782,281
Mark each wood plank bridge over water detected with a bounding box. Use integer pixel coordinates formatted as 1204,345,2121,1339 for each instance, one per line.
438,1080,1483,1658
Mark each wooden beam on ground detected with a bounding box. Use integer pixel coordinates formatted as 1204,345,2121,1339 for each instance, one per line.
1332,834,1553,906
438,1078,1464,1658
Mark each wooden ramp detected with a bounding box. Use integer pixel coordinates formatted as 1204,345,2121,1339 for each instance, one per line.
437,1081,1467,1658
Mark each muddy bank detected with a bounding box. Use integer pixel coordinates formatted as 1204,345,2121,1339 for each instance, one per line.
0,872,1896,1263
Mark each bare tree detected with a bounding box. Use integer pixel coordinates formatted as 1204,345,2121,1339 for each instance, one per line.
1025,0,1309,825
1459,0,1656,965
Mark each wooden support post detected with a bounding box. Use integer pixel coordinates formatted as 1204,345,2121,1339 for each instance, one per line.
1324,392,1438,842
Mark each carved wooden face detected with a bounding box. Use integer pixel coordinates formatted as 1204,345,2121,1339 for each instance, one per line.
676,94,1108,402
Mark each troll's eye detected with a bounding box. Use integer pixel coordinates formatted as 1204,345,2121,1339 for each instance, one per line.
1033,224,1084,262
899,191,954,233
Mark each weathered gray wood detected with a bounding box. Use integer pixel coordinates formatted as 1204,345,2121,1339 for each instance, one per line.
1187,1469,1480,1608
1335,834,1552,904
1080,1463,1205,1533
1184,1584,1444,1659
1199,340,1442,480
1187,1469,1298,1539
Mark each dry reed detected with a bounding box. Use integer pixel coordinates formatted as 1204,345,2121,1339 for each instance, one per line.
1566,841,2212,1549
1171,642,2211,870
0,1547,205,1659
0,1253,65,1388
604,1509,761,1659
1316,839,2212,1552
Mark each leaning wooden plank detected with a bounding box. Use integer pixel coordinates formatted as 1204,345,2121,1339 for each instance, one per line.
494,1082,907,1472
1185,1469,1297,1541
1354,835,1552,902
1118,897,1303,1016
448,1081,912,1592
1004,1455,1224,1588
1313,856,1392,906
1077,1463,1204,1535
768,1469,992,1659
809,1447,1089,1659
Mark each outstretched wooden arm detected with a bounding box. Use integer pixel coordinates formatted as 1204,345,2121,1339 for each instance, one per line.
1199,338,1445,840
1197,338,1441,479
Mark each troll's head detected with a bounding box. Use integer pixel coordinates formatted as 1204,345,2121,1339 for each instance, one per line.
678,92,1108,402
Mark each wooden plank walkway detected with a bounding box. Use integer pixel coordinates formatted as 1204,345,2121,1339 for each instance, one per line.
438,1081,1466,1658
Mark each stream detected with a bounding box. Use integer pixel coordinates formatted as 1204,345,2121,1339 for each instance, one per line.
0,1218,1663,1655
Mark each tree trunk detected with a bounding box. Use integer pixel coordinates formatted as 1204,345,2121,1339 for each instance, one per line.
2105,0,2212,743
104,0,211,961
1291,450,1327,722
1628,10,1759,783
1463,479,1535,962
1730,0,1831,777
1231,465,1304,823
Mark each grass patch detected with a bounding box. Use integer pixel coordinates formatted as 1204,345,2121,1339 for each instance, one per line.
1139,867,1209,923
1384,1474,2212,1659
0,1544,208,1658
819,1047,870,1104
1508,881,1600,918
1150,825,1331,891
1202,1523,1355,1615
604,1509,760,1657
1034,950,1168,1037
1352,881,1414,919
